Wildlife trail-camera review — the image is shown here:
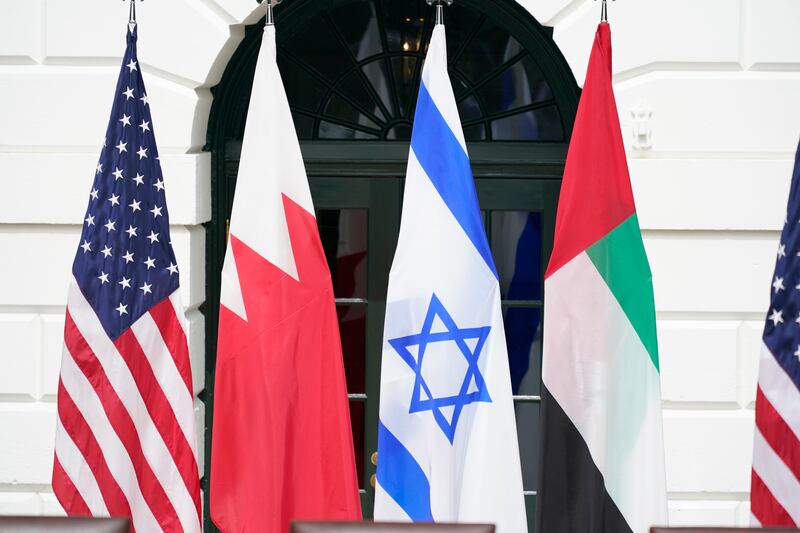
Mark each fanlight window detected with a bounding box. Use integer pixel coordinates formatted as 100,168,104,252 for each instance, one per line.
274,0,566,142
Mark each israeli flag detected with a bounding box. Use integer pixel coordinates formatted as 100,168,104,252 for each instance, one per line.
374,22,528,533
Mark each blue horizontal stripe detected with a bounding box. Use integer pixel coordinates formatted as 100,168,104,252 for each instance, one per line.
376,421,433,521
410,82,498,279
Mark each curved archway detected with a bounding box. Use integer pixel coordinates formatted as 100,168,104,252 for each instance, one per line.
209,0,579,143
204,1,579,529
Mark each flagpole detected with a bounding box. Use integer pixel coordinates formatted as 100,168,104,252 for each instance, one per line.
596,0,615,22
259,0,282,26
426,0,454,26
123,0,142,31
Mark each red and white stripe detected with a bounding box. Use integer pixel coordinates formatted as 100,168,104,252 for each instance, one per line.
53,278,201,533
751,343,800,526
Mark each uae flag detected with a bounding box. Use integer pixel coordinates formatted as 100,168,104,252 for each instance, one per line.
535,23,668,533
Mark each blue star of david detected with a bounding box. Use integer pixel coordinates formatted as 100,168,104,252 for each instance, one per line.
388,293,492,444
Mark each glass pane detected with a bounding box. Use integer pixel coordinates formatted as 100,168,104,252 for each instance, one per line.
316,209,368,299
457,94,482,122
291,112,314,140
362,60,394,117
338,305,367,394
385,123,412,140
451,74,470,99
391,56,419,118
324,94,381,131
443,6,482,60
492,211,543,301
505,307,542,396
339,70,387,122
493,211,543,397
277,55,328,113
490,105,563,141
455,17,523,83
349,400,365,490
319,121,380,139
478,55,554,115
329,0,383,61
463,123,486,141
284,16,351,83
515,401,540,492
381,0,428,52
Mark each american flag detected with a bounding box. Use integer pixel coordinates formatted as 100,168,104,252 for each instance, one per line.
751,141,800,526
51,25,201,532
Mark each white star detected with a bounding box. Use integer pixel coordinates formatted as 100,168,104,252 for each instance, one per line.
90,188,99,200
125,225,137,238
129,199,141,213
140,93,149,106
120,114,131,127
147,231,159,244
139,282,152,295
144,256,156,269
795,346,800,362
119,277,132,290
85,214,95,226
116,141,127,154
153,178,165,192
123,86,135,100
112,167,124,180
104,219,116,232
126,59,138,72
166,262,178,275
773,276,785,293
98,271,109,284
123,250,134,263
100,245,113,258
778,243,787,259
109,194,120,207
96,163,103,174
150,205,163,218
133,173,144,186
80,240,92,253
137,146,148,160
116,302,128,316
139,120,150,133
769,308,784,326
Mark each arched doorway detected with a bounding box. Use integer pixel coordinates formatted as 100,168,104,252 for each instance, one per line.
205,1,579,529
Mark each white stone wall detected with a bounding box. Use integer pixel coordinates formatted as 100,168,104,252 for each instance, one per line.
0,0,798,526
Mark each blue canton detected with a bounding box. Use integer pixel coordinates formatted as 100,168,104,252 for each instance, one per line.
72,26,179,340
763,142,800,392
388,294,492,444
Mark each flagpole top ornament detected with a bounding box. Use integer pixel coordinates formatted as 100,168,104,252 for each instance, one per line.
426,0,453,26
595,0,615,22
259,0,282,26
123,0,142,29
